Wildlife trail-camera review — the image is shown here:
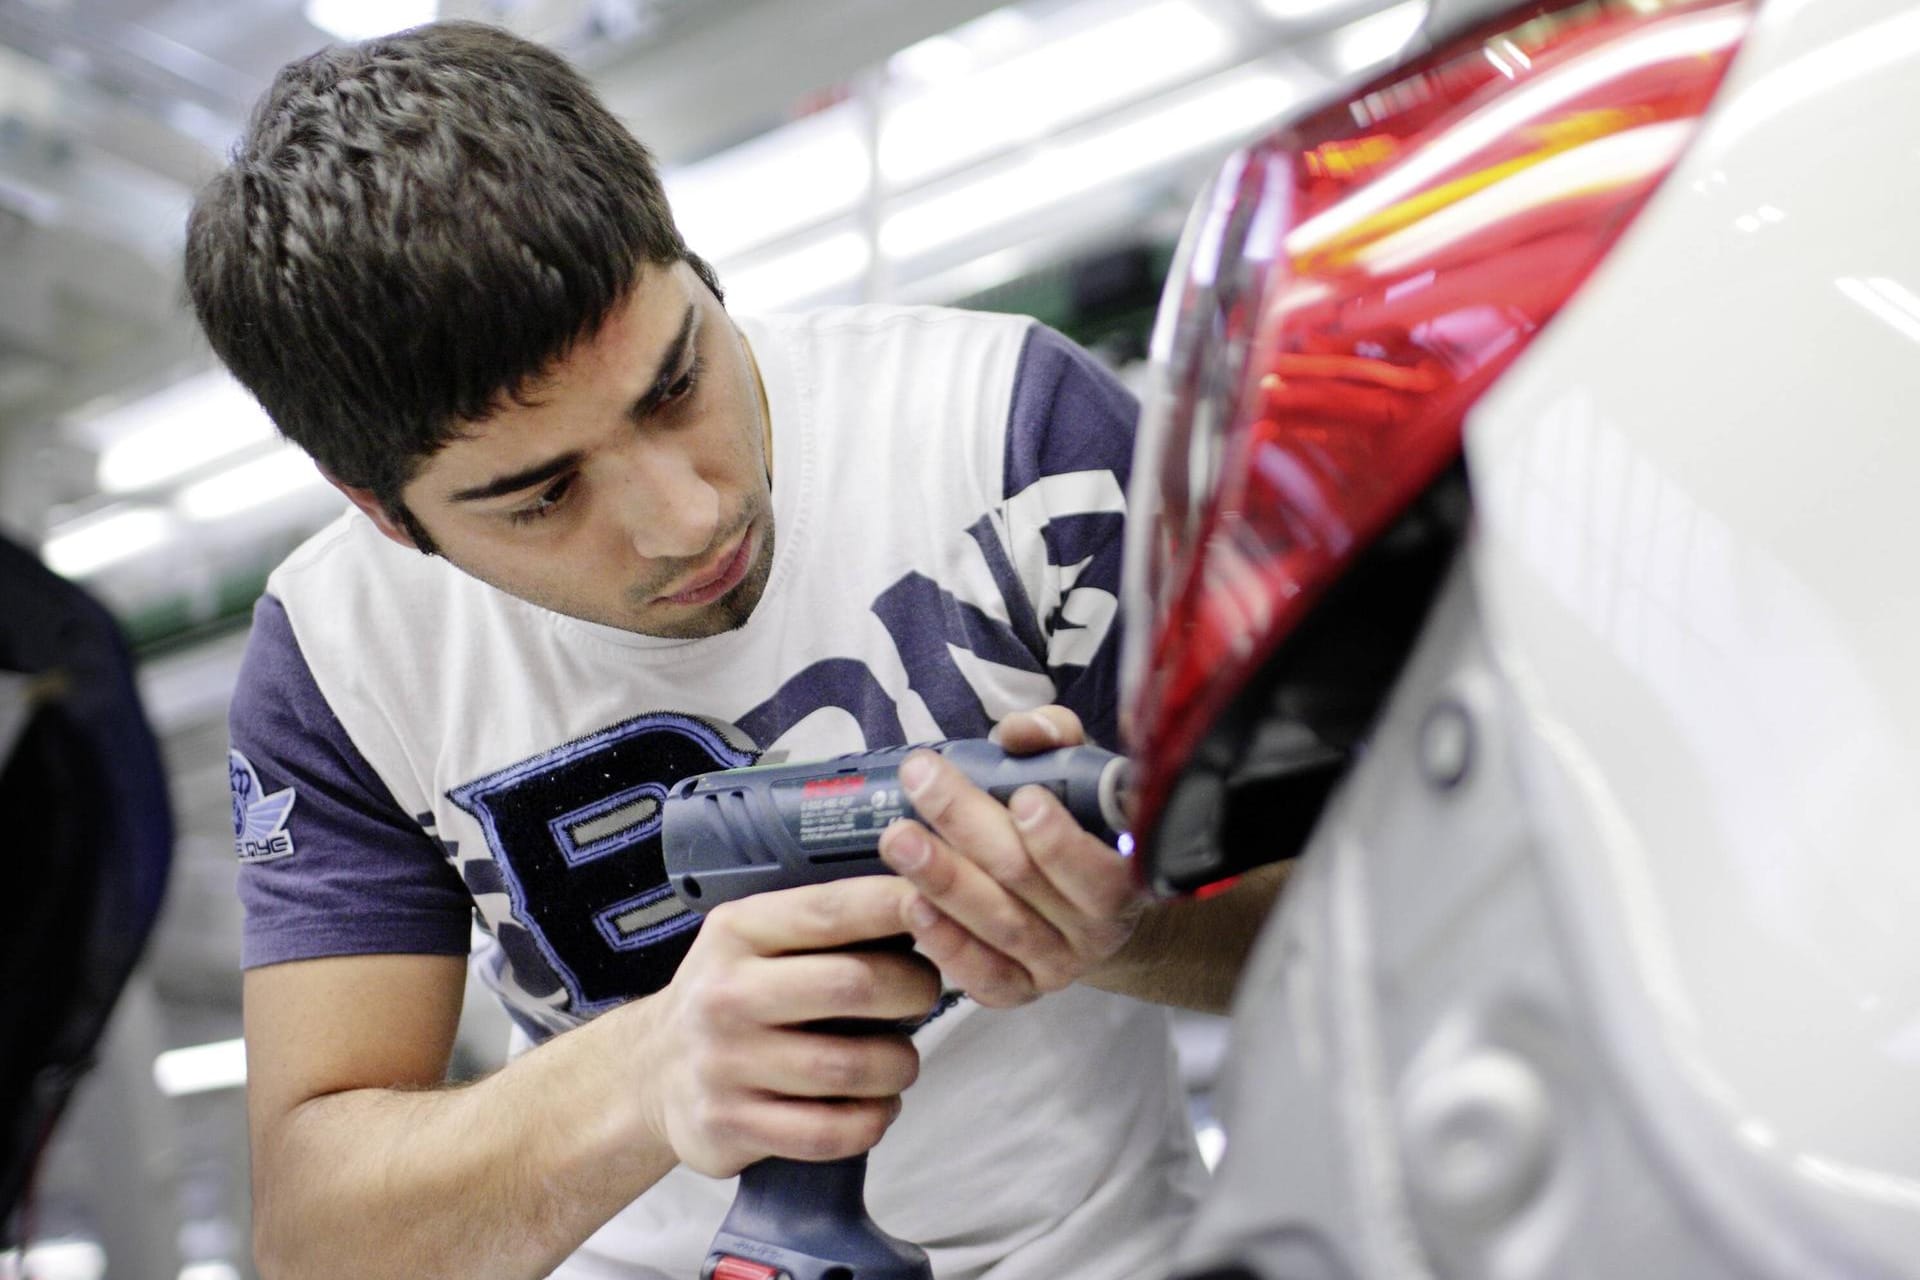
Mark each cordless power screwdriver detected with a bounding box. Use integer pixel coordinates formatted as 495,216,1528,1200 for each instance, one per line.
661,738,1132,1280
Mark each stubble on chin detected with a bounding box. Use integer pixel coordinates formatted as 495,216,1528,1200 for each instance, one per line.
633,518,777,640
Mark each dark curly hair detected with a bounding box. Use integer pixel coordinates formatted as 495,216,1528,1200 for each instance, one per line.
184,21,721,542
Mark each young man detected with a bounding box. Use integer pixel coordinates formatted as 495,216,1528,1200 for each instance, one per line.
188,22,1277,1280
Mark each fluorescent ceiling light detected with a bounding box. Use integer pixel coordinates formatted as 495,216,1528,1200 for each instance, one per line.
153,1038,248,1097
721,230,871,313
1257,0,1363,19
91,369,276,494
41,506,176,580
1330,0,1430,73
883,66,1295,261
305,0,438,41
881,0,1235,188
2,1240,106,1280
667,108,870,263
176,444,328,522
178,1265,244,1280
888,33,977,87
891,9,1039,87
659,0,1236,267
902,245,1045,306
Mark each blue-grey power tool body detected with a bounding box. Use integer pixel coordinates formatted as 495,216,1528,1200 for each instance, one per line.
661,738,1130,1280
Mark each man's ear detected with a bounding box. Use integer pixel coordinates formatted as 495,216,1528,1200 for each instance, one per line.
320,468,420,551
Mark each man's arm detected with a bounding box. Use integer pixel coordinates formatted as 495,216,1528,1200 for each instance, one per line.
244,953,661,1279
1081,863,1290,1013
243,878,939,1280
228,595,938,1278
878,706,1287,1016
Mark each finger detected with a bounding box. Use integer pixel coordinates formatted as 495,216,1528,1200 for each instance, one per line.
897,749,1071,912
899,898,1038,1008
704,877,918,957
1002,784,1146,929
879,818,1080,992
728,1025,923,1101
988,705,1087,755
713,951,942,1027
715,1094,905,1168
887,785,1119,954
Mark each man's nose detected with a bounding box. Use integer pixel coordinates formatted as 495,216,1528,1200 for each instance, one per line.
619,440,720,561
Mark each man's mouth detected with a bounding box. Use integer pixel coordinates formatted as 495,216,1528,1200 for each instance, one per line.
656,524,755,606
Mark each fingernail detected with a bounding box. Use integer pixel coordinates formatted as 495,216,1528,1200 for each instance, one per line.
1029,712,1064,745
887,822,928,871
1011,788,1048,830
899,751,935,797
908,896,941,929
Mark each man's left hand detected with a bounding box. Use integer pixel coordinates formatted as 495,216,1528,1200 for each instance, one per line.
876,705,1149,1008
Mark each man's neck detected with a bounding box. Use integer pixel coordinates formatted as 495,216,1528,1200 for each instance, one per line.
740,323,774,483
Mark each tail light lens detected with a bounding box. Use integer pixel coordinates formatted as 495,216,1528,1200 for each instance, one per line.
1122,0,1756,891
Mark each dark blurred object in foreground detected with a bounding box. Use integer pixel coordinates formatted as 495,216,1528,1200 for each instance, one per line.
0,535,172,1242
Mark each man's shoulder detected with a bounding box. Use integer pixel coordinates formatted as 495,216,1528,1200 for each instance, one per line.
273,506,389,575
270,508,450,603
264,509,495,671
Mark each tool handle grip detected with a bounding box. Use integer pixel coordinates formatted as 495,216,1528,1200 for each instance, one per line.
704,1154,932,1280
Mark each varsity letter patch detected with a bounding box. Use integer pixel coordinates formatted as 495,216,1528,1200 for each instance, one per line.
449,712,756,1014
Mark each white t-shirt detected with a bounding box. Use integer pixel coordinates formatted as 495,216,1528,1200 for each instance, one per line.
228,305,1205,1278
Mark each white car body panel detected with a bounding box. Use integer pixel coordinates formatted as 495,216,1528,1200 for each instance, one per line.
1466,0,1920,1267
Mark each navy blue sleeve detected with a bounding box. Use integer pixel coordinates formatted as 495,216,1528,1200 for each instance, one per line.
229,594,471,969
1004,324,1137,751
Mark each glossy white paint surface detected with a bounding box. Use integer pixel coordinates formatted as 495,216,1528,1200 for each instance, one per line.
1466,0,1920,1268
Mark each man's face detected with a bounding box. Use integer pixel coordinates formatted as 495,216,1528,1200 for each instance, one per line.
386,260,775,639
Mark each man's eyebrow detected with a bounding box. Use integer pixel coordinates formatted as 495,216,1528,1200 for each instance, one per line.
448,451,583,504
446,300,699,505
628,303,699,422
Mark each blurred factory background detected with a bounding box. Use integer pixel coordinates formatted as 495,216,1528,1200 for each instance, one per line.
0,0,1426,1274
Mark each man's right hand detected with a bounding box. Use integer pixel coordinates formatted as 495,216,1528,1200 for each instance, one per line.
631,875,942,1178
244,876,940,1280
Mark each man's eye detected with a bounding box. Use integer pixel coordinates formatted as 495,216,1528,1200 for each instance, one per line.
508,475,573,525
664,356,706,405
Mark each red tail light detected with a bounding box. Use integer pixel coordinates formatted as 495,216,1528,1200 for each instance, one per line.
1122,0,1756,890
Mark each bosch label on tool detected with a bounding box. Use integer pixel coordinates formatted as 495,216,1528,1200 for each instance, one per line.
803,775,868,796
779,771,910,849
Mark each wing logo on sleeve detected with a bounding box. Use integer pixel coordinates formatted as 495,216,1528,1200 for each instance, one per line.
230,749,298,863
